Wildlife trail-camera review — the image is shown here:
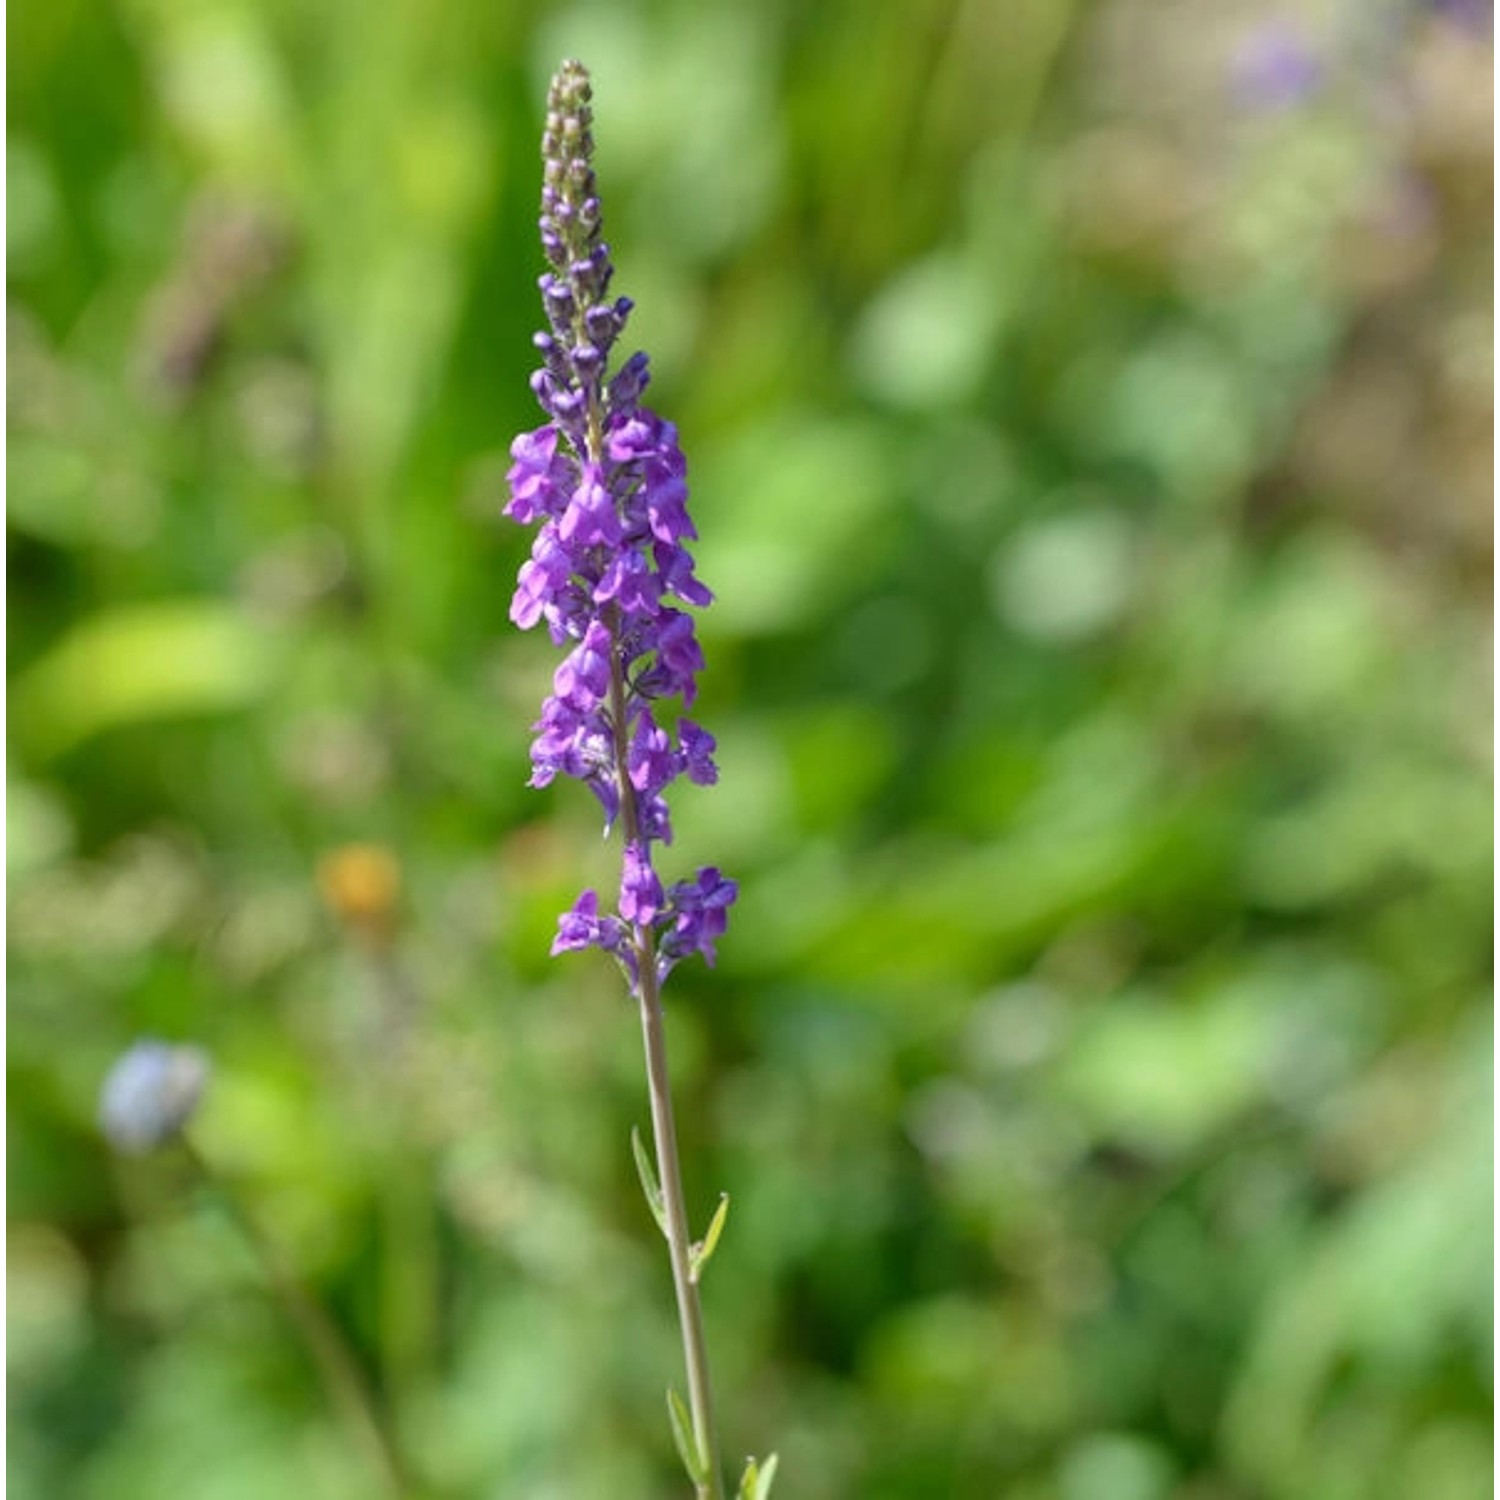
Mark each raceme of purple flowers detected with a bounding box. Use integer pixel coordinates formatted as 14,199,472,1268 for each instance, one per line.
505,60,735,986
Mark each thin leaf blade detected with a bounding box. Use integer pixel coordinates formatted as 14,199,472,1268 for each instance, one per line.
737,1452,779,1500
754,1454,779,1498
631,1125,668,1237
690,1193,730,1282
666,1387,706,1486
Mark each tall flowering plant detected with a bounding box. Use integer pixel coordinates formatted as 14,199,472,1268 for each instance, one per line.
503,60,774,1500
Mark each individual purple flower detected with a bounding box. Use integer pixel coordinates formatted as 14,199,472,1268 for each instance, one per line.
99,1039,211,1154
506,59,735,989
553,620,612,711
655,542,713,607
595,546,661,614
504,425,571,524
642,611,706,705
558,463,623,548
552,888,632,969
510,528,574,630
659,867,739,972
620,841,665,925
678,720,719,785
629,715,675,794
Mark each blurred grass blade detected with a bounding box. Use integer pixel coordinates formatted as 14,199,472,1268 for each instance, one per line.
757,1454,779,1498
666,1386,707,1486
631,1125,668,1238
690,1193,730,1282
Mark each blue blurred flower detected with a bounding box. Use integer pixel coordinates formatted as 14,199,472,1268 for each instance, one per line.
99,1040,210,1154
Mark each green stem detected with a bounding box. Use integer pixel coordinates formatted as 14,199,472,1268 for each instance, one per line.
606,631,725,1500
185,1143,413,1498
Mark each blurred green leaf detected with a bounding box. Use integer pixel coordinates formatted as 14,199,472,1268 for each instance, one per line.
14,602,277,760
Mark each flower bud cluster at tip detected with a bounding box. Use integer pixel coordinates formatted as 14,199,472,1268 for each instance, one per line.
99,1039,211,1154
531,59,637,453
505,61,736,985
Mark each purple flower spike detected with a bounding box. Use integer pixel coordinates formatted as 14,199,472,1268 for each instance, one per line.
504,59,735,991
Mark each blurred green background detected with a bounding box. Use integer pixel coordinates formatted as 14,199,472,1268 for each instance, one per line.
8,1,1493,1496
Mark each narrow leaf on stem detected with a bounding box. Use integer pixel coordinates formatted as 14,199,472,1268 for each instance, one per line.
690,1193,730,1282
737,1453,779,1500
632,1124,669,1238
667,1385,708,1486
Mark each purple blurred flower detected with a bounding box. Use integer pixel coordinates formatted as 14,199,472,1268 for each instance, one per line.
1231,21,1325,110
99,1039,210,1154
1430,0,1493,38
505,60,736,988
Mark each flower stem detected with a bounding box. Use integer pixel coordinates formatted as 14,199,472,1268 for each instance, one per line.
606,634,725,1500
184,1142,414,1498
637,956,725,1498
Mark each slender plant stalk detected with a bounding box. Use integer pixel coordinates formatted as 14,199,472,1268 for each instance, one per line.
185,1143,412,1499
607,641,725,1499
637,971,724,1500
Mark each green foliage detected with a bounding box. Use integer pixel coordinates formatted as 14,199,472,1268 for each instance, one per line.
8,2,1491,1498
